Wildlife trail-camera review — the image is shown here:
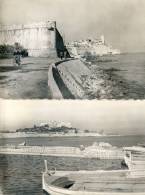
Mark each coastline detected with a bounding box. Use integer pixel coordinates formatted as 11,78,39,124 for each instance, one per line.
0,53,145,99
0,133,119,138
52,54,145,99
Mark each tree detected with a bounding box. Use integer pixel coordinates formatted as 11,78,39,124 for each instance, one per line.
84,129,89,133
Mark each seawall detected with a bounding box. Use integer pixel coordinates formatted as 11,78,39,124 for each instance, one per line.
0,133,106,138
48,63,63,99
48,59,90,99
51,57,134,99
48,59,78,99
0,145,125,159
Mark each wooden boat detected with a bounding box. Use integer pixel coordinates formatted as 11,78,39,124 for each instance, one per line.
124,153,145,177
123,146,145,154
138,143,145,148
42,160,145,195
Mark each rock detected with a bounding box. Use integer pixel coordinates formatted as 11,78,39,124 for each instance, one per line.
107,89,113,94
109,95,113,99
99,89,106,95
105,86,111,91
123,90,128,94
113,81,117,86
107,80,112,85
112,88,119,95
119,93,124,97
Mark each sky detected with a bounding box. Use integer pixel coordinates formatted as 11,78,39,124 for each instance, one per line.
0,0,145,52
0,100,145,135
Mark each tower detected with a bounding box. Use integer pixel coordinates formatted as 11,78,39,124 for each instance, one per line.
101,35,105,44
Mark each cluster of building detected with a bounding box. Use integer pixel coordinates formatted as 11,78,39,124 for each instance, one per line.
66,35,120,57
15,121,77,134
0,20,120,58
40,121,72,129
0,121,106,137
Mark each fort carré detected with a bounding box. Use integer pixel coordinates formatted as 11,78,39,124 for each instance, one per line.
0,21,64,57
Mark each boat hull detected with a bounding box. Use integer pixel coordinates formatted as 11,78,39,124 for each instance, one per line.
124,156,145,177
42,171,145,195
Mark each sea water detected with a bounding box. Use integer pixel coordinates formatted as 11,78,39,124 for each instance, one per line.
92,52,145,98
0,135,145,195
95,53,145,86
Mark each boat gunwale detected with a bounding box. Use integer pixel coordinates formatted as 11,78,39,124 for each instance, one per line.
42,171,145,194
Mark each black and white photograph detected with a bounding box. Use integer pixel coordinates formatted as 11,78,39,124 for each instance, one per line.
0,0,145,194
0,0,145,99
0,100,145,194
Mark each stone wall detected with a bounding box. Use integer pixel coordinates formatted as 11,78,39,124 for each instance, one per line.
48,63,63,99
0,21,64,57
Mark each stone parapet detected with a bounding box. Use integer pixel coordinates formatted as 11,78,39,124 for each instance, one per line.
48,63,63,99
0,21,56,31
0,20,58,57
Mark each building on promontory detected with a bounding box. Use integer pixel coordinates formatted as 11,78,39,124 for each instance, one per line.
0,21,65,57
66,35,120,57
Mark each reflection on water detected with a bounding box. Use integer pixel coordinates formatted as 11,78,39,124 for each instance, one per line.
0,155,125,195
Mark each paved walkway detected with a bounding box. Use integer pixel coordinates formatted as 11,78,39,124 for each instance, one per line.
0,57,59,99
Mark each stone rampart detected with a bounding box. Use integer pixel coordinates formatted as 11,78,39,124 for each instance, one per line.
0,21,63,57
48,63,63,99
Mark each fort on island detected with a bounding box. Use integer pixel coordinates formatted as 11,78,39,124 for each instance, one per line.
0,21,64,57
0,121,107,138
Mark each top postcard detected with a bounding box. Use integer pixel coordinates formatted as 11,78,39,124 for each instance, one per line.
0,0,145,99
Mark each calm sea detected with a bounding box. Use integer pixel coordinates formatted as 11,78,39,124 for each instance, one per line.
0,135,145,195
96,53,145,85
93,53,145,98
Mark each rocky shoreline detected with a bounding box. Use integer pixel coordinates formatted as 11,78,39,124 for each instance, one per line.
56,58,142,99
83,55,145,99
0,56,144,99
82,65,130,99
80,58,145,99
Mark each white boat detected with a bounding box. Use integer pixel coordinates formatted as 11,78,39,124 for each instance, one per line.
42,160,145,195
138,143,145,148
123,146,145,154
124,152,145,177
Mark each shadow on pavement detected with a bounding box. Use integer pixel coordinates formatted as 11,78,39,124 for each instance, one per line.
0,76,8,80
0,66,20,72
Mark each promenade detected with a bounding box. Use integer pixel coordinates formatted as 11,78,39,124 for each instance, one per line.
0,57,59,99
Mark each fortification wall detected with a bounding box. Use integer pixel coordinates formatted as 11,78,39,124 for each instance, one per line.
48,63,63,99
0,21,60,57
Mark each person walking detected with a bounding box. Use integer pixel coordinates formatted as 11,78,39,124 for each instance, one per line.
60,51,63,60
13,50,21,66
64,50,67,59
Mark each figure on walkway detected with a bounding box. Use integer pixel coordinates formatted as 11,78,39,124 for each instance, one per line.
13,50,21,66
64,50,67,59
60,51,63,60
